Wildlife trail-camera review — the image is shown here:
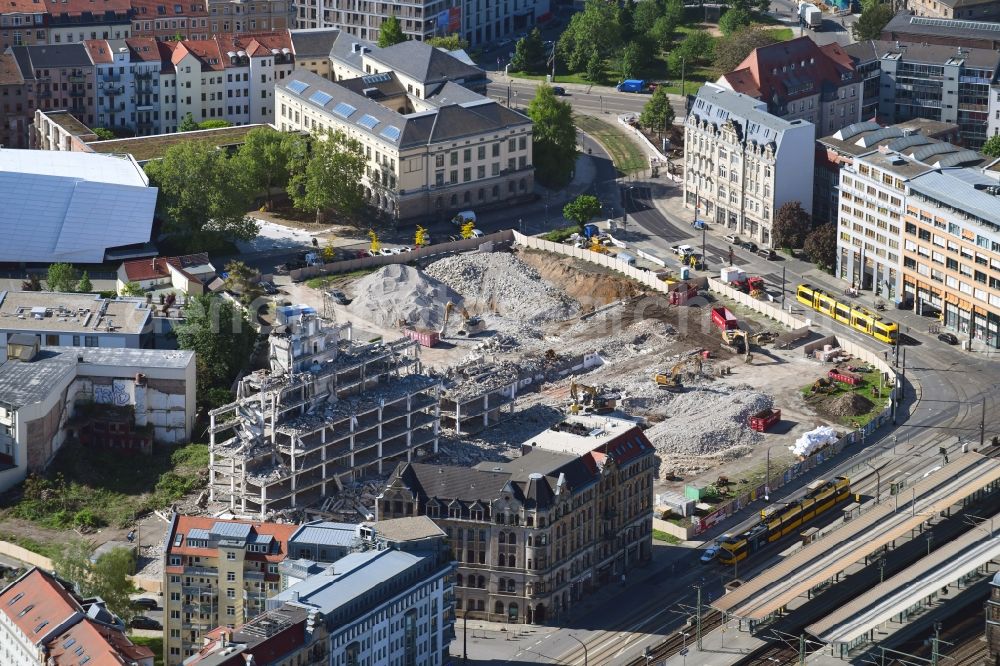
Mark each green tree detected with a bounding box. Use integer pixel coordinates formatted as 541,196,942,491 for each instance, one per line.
287,129,366,223
853,2,894,40
54,541,138,626
47,263,78,292
617,0,636,42
511,27,546,73
92,127,116,140
527,85,577,188
804,223,837,271
144,141,257,244
120,281,144,297
223,259,263,306
175,294,257,403
563,194,602,232
198,119,232,129
378,15,406,47
649,15,677,50
677,30,714,65
640,86,675,136
634,0,663,35
76,271,93,293
982,135,1000,158
177,113,199,132
617,41,644,80
754,0,772,11
713,24,779,73
425,34,469,50
719,7,753,36
557,0,621,71
585,49,605,83
772,201,812,249
664,0,685,27
235,127,304,207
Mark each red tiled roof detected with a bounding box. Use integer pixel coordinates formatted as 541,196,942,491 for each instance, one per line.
166,515,298,563
126,36,161,62
156,40,177,73
211,31,293,65
83,39,113,64
0,569,79,647
121,253,212,282
43,0,129,16
720,36,856,104
46,618,155,666
0,0,48,13
174,39,225,71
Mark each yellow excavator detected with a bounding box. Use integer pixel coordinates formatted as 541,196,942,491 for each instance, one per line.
721,329,753,363
653,361,685,391
569,381,618,413
441,301,485,337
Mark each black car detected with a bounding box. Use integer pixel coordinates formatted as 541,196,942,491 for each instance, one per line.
938,332,959,345
740,241,758,253
552,86,566,96
260,281,278,295
132,597,158,611
131,616,162,630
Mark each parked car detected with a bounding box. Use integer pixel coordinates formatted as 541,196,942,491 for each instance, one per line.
327,290,350,305
131,616,161,630
700,545,720,564
724,234,741,245
740,240,759,253
757,248,777,260
552,86,566,96
259,281,278,295
391,246,413,254
938,332,959,345
378,248,394,256
131,597,158,611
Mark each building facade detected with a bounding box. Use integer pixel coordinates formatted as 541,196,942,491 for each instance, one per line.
881,11,1000,50
908,0,1000,20
0,0,47,51
162,516,298,665
0,52,31,148
378,415,655,625
43,0,131,45
10,43,96,127
715,36,862,137
684,82,816,247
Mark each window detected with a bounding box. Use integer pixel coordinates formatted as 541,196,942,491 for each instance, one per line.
477,146,486,160
84,336,97,347
226,606,235,616
226,551,236,560
226,588,236,599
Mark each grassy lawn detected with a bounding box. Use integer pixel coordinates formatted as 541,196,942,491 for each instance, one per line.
652,529,683,544
575,115,648,174
305,267,378,289
801,369,892,427
4,443,209,531
542,226,579,242
131,636,164,666
766,27,795,40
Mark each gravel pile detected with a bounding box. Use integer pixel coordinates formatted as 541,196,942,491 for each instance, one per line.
425,253,578,324
643,386,773,476
347,264,461,330
827,392,873,417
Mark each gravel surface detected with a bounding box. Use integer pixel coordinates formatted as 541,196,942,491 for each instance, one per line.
425,252,579,324
347,264,460,330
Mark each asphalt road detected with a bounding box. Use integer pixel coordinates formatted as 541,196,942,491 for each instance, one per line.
485,78,658,118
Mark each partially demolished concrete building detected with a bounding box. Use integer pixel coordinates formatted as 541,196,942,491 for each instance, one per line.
209,305,441,518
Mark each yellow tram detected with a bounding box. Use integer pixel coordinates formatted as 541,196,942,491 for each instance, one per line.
795,284,899,344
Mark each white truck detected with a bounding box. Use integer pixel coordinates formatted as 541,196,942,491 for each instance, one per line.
798,2,822,30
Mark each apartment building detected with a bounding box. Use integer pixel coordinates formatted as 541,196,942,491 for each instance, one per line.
881,11,1000,50
715,36,862,137
908,0,1000,20
902,166,1000,347
0,568,154,666
379,414,655,624
0,0,47,51
83,38,159,133
267,518,455,666
814,119,961,226
0,52,31,148
684,83,815,247
844,39,1000,149
10,43,95,126
181,604,328,666
162,516,298,664
837,144,983,301
44,0,131,44
276,68,532,220
289,27,338,79
129,0,211,41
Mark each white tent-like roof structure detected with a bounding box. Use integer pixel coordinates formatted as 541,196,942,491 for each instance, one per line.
0,150,157,263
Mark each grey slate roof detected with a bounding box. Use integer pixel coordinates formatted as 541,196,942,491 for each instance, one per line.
289,28,341,58
328,31,371,72
0,352,77,409
368,39,484,85
908,169,1000,225
11,44,92,79
289,521,360,548
212,521,252,539
847,39,1000,69
402,462,511,502
425,80,485,106
370,516,445,543
689,83,810,155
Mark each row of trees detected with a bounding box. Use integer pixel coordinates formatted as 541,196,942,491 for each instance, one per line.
144,126,367,249
773,202,837,271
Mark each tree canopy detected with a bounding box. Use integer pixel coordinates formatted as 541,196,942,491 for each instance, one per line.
563,194,602,231
557,0,622,71
640,86,675,135
719,7,753,36
47,263,78,292
174,294,257,404
378,16,406,47
54,541,138,626
527,85,577,188
511,27,547,74
234,127,305,206
804,223,837,271
76,271,92,293
287,129,367,223
772,201,812,249
425,34,469,50
982,135,1000,158
92,127,116,140
198,119,232,130
852,2,894,40
144,141,257,243
177,113,199,132
713,24,779,73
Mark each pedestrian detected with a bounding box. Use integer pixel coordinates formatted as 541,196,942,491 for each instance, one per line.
621,573,626,586
127,530,135,543
728,246,735,265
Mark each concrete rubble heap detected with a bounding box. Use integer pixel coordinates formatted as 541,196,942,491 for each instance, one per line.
347,263,460,330
208,306,442,519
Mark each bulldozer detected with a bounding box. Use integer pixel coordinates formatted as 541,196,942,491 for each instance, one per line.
811,377,836,394
569,381,619,414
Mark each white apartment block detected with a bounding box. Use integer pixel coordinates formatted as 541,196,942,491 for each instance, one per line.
684,83,816,248
84,38,163,135
836,142,983,300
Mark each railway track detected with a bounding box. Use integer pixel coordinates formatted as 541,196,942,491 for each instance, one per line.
623,610,723,665
733,642,798,665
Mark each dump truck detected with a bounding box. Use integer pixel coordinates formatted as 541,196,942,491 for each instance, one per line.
749,408,781,432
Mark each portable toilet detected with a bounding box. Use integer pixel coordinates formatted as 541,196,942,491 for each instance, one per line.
680,266,691,280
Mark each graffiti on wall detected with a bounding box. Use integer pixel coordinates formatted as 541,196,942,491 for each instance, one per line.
93,380,134,407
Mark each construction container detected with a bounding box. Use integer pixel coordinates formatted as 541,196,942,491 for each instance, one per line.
669,283,699,305
749,408,781,432
828,368,861,385
403,329,439,347
720,266,745,284
711,306,739,331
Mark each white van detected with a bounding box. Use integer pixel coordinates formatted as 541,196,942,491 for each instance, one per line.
452,210,477,226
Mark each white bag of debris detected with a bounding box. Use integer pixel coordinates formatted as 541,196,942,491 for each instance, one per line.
347,264,461,330
789,425,839,458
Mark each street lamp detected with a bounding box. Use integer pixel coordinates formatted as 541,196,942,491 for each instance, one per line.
570,635,588,666
866,461,882,503
679,632,691,666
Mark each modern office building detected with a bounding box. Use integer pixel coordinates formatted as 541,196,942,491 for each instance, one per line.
844,39,1000,149
162,516,298,664
881,11,1000,50
684,82,816,247
379,414,655,624
276,67,531,220
715,36,862,137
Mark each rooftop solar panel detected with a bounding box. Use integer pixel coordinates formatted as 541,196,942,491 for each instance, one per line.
286,79,309,95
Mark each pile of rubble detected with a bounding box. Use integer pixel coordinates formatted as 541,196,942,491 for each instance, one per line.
431,403,565,466
347,264,460,329
425,252,578,324
644,386,773,477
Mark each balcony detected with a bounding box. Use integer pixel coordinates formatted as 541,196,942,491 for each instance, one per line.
68,75,86,84
69,89,85,98
37,89,52,99
103,85,126,96
101,74,121,83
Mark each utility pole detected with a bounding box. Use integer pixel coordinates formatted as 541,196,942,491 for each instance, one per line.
463,613,468,665
799,633,806,665
696,584,703,650
702,226,707,271
931,622,941,666
981,395,987,448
